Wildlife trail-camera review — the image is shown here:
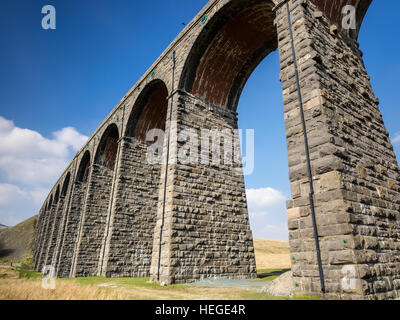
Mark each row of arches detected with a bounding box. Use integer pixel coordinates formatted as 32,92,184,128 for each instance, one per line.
34,80,169,277
33,0,284,279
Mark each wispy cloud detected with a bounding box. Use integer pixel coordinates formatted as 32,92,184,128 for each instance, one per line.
392,132,400,145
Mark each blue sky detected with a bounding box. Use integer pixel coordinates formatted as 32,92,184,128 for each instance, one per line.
0,1,399,240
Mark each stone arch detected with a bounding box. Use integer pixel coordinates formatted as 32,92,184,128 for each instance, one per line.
56,152,92,278
73,124,121,277
43,184,62,265
37,192,56,268
95,124,119,170
61,172,71,198
125,79,169,142
48,174,73,267
180,0,277,111
50,171,72,270
76,151,91,183
34,200,50,270
54,186,60,204
48,195,53,209
98,80,169,277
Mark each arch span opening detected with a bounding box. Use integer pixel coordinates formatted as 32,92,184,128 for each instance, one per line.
76,151,91,183
61,172,71,198
95,124,119,170
54,187,60,205
180,0,277,110
125,79,168,143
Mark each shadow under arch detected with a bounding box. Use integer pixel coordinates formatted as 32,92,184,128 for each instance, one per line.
95,124,120,170
125,79,169,142
61,172,71,198
179,0,277,111
76,150,91,183
54,185,60,204
47,196,53,211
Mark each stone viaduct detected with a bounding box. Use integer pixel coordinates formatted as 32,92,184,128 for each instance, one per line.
33,0,400,299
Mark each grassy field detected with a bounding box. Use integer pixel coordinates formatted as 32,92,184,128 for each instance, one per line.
0,266,319,300
0,239,312,300
253,238,291,270
0,218,304,300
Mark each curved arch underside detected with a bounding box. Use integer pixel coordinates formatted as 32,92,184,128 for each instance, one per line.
76,151,91,183
184,0,277,110
95,125,119,170
126,80,168,143
61,173,71,197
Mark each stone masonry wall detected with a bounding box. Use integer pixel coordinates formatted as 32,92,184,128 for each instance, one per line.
73,165,114,277
44,196,65,266
276,0,400,299
52,173,75,272
101,138,161,277
37,203,56,270
56,181,87,278
150,91,257,284
35,207,49,271
33,207,45,270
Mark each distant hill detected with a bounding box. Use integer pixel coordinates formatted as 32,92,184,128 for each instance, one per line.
0,224,8,231
0,215,37,259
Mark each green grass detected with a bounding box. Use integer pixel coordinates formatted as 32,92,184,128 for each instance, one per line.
241,291,322,300
255,269,290,282
17,268,41,279
6,269,323,300
70,276,184,289
0,255,34,268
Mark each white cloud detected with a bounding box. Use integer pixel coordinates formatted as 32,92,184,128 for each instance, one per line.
0,116,88,226
246,187,286,213
392,133,400,145
256,223,290,242
246,187,288,241
0,184,43,226
53,127,89,151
